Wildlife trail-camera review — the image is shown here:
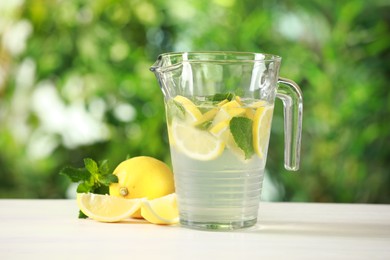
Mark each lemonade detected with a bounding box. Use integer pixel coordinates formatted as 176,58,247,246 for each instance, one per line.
152,51,303,230
166,95,274,230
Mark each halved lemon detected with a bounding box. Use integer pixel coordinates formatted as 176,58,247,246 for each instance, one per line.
141,193,179,225
76,193,143,223
172,119,225,160
173,95,203,123
253,105,274,158
109,156,175,219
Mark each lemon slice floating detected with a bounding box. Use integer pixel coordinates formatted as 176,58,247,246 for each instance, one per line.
253,105,274,158
245,100,267,120
172,119,225,160
141,193,179,225
173,95,203,123
212,99,246,126
194,108,218,126
76,193,143,223
209,120,247,160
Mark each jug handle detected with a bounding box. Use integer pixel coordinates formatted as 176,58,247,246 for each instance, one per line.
276,77,303,171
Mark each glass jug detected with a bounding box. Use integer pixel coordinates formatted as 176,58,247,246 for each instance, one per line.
151,52,303,230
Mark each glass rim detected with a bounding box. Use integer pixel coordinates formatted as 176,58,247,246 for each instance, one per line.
151,51,282,72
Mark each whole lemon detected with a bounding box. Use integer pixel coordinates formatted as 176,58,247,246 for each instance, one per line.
109,156,175,218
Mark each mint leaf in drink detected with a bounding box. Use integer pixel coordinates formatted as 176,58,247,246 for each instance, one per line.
195,120,213,130
230,117,255,159
59,158,118,218
166,99,185,124
207,92,235,102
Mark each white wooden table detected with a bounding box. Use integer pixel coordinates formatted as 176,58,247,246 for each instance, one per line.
0,200,389,259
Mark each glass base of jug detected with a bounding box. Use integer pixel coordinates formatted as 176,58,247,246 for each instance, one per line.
180,218,257,231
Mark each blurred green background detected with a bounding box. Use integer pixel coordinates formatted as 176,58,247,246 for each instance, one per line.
0,0,389,202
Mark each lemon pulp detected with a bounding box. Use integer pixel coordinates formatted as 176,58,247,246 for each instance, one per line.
141,193,179,225
171,119,225,161
76,193,143,223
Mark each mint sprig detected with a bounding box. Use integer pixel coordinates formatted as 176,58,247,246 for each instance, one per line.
208,92,235,102
60,158,118,218
230,117,255,159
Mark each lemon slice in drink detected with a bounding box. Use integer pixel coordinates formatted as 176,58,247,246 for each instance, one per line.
250,100,267,108
172,119,225,160
194,99,233,127
253,105,274,158
173,95,203,123
212,100,246,125
141,193,179,225
245,100,267,120
76,193,143,222
194,108,218,127
209,120,229,137
210,120,246,160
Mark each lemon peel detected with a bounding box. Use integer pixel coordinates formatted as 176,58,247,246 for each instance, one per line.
212,100,246,126
76,193,143,223
253,105,274,158
173,95,203,123
141,193,179,225
109,156,175,218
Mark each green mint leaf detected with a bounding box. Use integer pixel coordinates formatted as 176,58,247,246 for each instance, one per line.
84,158,99,175
230,117,255,159
166,99,185,124
172,99,186,115
98,160,110,175
195,120,213,130
59,166,90,182
99,174,119,186
59,158,117,218
77,182,92,193
78,210,88,219
92,185,109,195
210,92,235,102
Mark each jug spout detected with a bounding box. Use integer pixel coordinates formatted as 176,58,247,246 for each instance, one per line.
150,53,186,75
149,54,173,97
150,54,163,73
150,52,192,98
